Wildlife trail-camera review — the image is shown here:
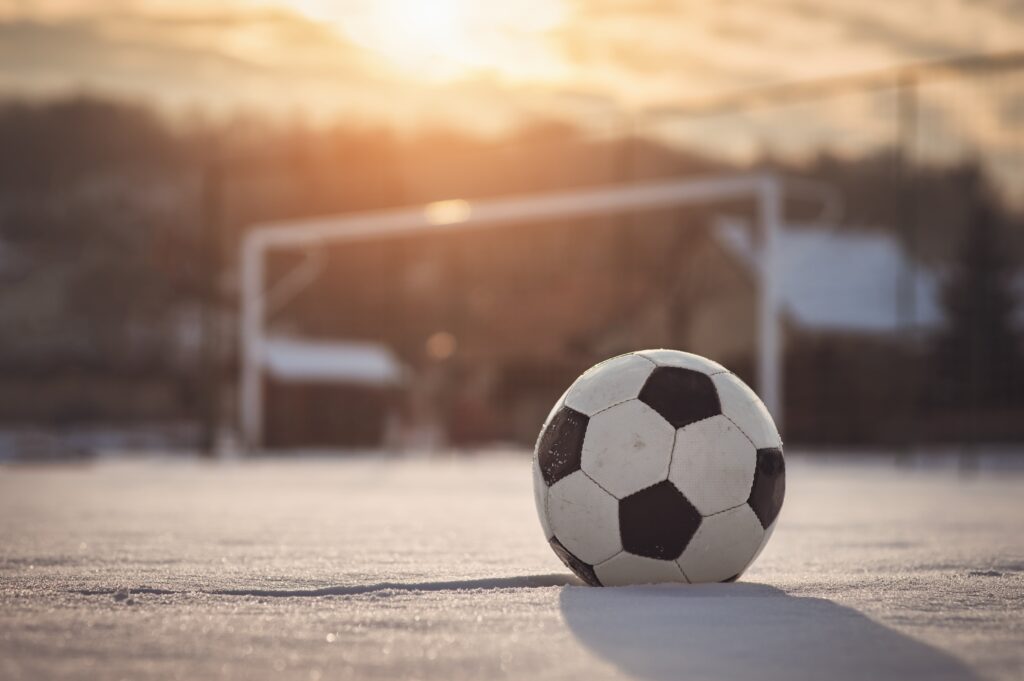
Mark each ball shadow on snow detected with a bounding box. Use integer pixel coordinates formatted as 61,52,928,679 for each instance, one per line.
559,583,978,681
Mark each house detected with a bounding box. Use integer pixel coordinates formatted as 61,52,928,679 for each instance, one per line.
707,219,945,445
261,337,407,449
586,218,948,445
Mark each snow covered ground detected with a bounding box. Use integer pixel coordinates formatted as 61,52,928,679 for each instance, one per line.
0,453,1022,681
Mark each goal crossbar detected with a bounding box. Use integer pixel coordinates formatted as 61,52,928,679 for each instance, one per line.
239,172,784,449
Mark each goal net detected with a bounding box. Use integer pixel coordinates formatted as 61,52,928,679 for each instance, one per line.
239,173,789,451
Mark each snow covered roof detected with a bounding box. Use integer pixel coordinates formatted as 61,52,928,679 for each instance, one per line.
262,337,406,386
715,219,944,333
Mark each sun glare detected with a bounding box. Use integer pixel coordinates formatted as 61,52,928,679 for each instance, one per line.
275,0,568,82
352,0,464,72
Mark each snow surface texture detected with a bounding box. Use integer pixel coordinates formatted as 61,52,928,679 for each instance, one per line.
1,455,1022,681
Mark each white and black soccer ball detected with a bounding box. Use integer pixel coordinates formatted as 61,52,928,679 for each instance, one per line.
532,349,784,586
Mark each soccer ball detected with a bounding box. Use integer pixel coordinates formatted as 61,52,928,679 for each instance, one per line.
532,349,784,586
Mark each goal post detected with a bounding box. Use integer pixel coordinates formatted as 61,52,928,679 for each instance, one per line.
239,172,785,450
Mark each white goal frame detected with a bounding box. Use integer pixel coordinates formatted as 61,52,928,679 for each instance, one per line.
239,172,786,450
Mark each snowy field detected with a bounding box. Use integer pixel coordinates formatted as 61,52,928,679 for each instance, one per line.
1,453,1022,681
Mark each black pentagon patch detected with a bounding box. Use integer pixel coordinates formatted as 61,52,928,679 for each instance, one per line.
537,407,588,486
748,447,785,529
638,367,721,429
549,536,602,586
619,480,702,560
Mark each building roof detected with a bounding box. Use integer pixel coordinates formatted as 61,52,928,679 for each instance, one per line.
715,219,944,333
262,337,406,386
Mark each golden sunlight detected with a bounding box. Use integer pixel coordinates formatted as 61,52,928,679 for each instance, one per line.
272,0,569,81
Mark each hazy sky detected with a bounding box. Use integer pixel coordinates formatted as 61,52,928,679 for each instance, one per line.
2,0,1021,131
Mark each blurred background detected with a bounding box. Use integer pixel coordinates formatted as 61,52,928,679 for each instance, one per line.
1,0,1022,460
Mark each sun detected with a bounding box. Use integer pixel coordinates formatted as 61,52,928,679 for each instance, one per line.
274,0,569,82
348,0,467,75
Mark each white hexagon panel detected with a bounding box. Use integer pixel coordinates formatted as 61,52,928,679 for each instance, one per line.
636,349,727,376
747,519,778,567
546,470,622,566
581,400,675,499
677,504,765,583
711,372,782,449
594,551,688,587
668,415,757,516
564,353,655,416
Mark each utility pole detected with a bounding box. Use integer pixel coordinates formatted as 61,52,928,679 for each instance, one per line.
896,72,919,449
